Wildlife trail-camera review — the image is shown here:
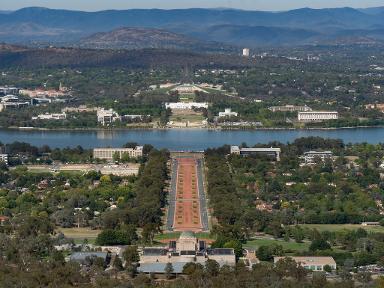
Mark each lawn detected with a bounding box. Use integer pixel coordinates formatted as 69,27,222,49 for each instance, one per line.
57,227,101,244
244,238,310,252
26,167,84,176
179,94,196,102
298,224,384,233
26,168,53,174
170,114,205,123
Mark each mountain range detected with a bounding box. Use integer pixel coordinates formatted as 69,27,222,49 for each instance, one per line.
1,7,384,47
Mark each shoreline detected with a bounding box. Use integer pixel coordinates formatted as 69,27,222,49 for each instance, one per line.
3,125,384,132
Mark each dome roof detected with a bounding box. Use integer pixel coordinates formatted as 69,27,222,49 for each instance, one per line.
179,231,196,240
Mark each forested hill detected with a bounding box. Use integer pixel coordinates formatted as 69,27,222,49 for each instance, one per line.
1,7,384,46
78,27,233,52
0,46,257,69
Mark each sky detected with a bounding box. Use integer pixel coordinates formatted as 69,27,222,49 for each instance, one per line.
1,0,384,11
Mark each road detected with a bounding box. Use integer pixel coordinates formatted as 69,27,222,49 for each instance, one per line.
196,159,209,231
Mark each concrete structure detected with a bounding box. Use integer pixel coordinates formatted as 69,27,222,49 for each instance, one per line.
365,103,384,113
93,146,143,160
303,151,333,164
298,111,338,122
165,102,209,110
220,121,263,127
97,108,120,125
274,256,336,271
62,105,98,113
218,108,238,118
32,112,66,120
0,154,8,165
269,105,312,113
121,114,151,121
231,146,281,161
149,83,178,90
361,222,380,226
171,84,205,95
138,231,236,274
242,48,250,57
98,164,140,176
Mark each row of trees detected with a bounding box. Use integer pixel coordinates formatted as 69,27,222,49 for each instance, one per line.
135,258,382,288
205,150,258,258
96,149,169,245
205,137,384,270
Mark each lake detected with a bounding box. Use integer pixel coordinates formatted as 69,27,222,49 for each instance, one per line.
1,127,384,150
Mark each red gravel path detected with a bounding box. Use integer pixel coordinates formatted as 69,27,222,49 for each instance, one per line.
173,158,202,232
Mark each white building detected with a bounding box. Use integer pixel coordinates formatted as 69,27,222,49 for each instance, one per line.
242,48,250,57
274,256,336,271
1,95,19,102
0,95,30,111
269,105,312,113
121,115,151,120
97,108,120,125
93,146,143,161
149,83,178,90
32,112,66,120
298,111,338,122
0,154,8,165
0,87,19,96
62,105,98,113
171,84,205,94
218,108,238,118
165,102,209,110
98,164,140,176
303,151,333,164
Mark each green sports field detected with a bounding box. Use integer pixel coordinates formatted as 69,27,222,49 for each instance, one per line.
244,238,310,252
57,227,101,244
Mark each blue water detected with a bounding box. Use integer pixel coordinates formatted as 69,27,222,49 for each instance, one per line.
0,128,383,150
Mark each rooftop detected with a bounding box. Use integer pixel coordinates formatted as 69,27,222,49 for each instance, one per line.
207,248,235,255
138,262,188,274
274,256,336,266
231,146,281,152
